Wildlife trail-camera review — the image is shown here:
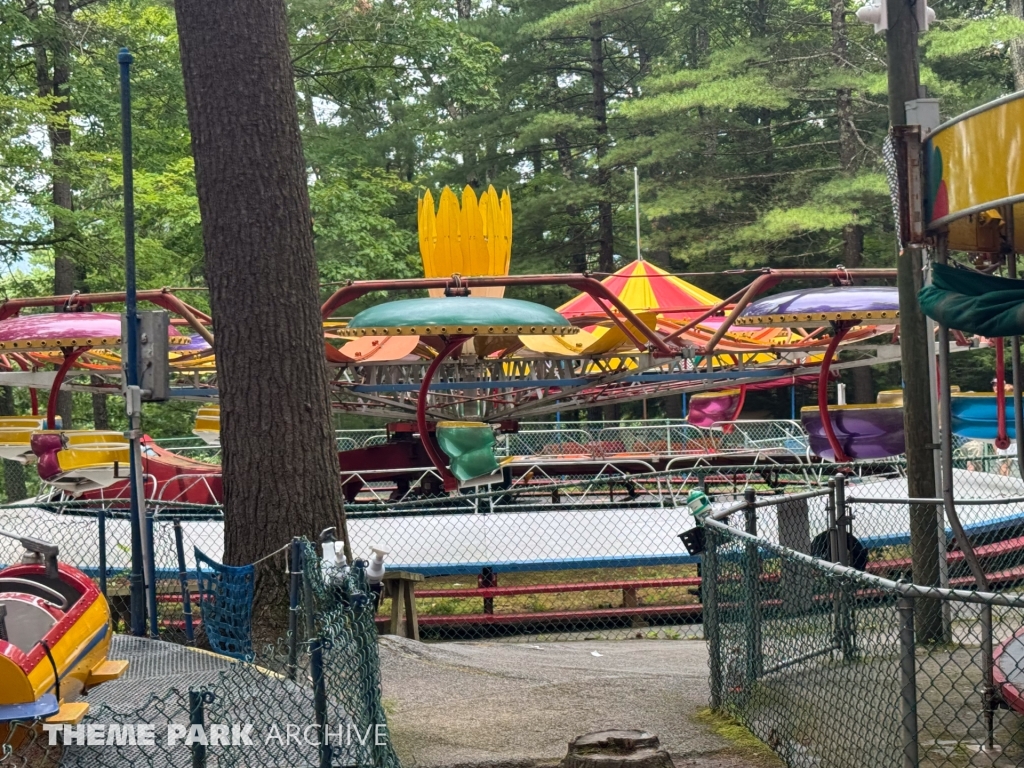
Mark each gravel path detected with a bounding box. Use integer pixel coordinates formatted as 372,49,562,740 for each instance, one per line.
378,635,779,767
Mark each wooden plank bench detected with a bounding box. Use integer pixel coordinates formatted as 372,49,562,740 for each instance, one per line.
409,576,701,629
415,577,701,600
416,603,703,627
383,570,425,640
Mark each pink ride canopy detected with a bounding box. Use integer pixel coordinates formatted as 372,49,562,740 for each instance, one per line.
0,312,186,351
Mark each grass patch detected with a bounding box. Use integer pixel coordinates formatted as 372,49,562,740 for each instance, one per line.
694,708,785,766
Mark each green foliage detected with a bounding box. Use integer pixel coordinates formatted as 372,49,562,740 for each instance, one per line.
927,15,1024,58
0,0,1020,425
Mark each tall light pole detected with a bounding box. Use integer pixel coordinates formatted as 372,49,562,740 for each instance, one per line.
886,0,944,641
119,47,148,637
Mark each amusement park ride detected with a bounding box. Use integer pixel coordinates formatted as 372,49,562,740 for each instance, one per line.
0,151,1016,504
0,183,922,501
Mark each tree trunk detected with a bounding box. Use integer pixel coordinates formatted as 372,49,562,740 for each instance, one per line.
0,387,27,503
91,377,109,430
1010,0,1024,91
33,0,77,427
173,0,351,601
590,20,614,273
555,130,588,272
832,0,872,404
560,731,673,768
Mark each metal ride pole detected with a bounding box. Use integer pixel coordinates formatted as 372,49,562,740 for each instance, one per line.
935,235,989,591
1004,205,1024,480
634,167,643,263
119,48,147,637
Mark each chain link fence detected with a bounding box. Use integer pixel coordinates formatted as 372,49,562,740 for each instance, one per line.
3,420,1023,648
342,458,904,642
1,541,400,768
697,487,1024,768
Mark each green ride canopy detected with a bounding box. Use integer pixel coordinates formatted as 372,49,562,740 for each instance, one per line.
919,262,1024,337
345,296,577,337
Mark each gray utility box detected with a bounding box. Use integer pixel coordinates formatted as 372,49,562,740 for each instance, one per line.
121,310,170,402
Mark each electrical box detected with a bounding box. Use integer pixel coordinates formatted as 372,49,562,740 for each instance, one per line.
905,98,941,135
122,311,170,402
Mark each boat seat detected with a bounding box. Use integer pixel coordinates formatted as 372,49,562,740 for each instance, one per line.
0,427,36,462
56,444,130,473
0,595,61,654
63,431,127,447
0,577,70,609
193,406,220,445
0,573,82,610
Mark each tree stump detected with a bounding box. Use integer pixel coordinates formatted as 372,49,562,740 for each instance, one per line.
560,730,674,768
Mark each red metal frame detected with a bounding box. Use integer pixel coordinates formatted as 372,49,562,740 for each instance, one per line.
817,323,852,463
46,346,88,429
996,338,1010,449
319,274,678,357
416,335,471,489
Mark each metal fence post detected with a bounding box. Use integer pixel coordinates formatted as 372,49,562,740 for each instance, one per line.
703,526,723,709
173,518,195,643
188,690,207,768
981,603,995,751
145,509,159,638
898,596,920,768
98,507,107,598
743,488,762,683
302,550,332,768
832,474,850,567
286,538,302,681
833,474,856,660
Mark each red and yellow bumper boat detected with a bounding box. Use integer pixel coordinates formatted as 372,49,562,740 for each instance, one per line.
0,530,126,741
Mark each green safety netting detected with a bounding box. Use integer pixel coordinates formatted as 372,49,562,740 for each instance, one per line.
435,421,501,482
919,261,1024,337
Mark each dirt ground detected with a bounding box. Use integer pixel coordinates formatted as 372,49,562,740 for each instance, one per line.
378,635,782,768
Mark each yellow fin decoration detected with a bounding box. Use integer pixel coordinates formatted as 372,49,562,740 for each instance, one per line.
500,190,512,274
480,186,499,276
461,184,482,275
437,186,461,276
419,185,513,299
418,190,436,278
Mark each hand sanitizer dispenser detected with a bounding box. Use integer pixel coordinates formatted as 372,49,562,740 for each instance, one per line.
319,527,348,583
366,548,388,585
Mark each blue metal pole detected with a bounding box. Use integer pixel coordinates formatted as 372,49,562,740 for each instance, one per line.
119,48,146,637
681,392,687,419
174,518,195,643
790,385,796,420
145,511,158,638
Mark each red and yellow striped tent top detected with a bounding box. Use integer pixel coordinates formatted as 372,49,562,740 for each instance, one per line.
558,259,720,318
